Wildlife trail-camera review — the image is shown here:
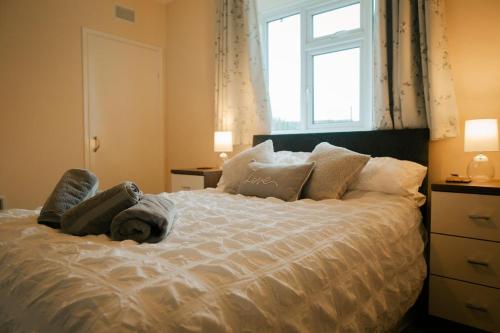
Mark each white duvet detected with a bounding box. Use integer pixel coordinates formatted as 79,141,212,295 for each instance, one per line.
0,189,426,333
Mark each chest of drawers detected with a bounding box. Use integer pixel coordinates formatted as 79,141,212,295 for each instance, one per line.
429,181,500,332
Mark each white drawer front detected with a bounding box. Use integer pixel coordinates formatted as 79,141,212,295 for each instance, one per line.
429,275,500,332
431,191,500,242
430,234,500,288
171,174,204,192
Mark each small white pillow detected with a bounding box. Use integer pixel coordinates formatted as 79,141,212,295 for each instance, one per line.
274,151,311,164
349,157,427,206
217,140,274,193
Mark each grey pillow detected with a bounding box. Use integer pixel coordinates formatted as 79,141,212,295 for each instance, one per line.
238,161,315,202
302,142,370,200
218,140,274,194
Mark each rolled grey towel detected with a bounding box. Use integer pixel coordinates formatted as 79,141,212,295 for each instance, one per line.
38,169,99,229
110,194,177,243
61,182,142,236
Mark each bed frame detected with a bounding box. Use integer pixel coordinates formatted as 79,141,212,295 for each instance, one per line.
253,128,431,328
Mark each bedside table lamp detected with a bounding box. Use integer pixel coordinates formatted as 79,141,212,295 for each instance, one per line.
214,131,233,165
464,119,499,182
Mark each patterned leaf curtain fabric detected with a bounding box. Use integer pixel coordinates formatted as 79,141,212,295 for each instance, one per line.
215,0,458,141
373,0,459,140
214,0,271,145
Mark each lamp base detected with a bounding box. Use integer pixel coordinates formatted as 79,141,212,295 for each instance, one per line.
467,153,494,182
218,152,228,169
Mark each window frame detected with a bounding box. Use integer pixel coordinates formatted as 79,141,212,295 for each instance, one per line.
260,0,373,134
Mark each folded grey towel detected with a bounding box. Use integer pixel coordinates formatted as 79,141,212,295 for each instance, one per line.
61,182,143,236
110,194,177,243
38,169,99,229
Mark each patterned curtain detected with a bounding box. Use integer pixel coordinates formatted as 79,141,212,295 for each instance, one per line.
214,0,271,145
373,0,459,140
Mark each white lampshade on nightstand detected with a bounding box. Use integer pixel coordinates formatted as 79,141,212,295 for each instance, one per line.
214,131,233,165
464,119,499,182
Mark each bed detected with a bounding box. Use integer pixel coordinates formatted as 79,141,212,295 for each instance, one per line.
0,129,429,333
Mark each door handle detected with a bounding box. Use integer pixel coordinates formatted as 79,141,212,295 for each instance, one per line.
467,258,490,267
465,302,488,312
93,136,100,152
468,214,491,221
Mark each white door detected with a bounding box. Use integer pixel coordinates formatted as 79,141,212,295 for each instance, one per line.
83,29,164,193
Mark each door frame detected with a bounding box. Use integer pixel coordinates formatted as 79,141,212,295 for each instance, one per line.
81,27,163,168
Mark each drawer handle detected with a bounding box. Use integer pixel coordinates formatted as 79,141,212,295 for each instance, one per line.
467,258,490,267
181,186,192,190
465,302,488,313
468,214,491,221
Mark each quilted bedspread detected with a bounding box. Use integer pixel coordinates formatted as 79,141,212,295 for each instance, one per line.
0,189,426,333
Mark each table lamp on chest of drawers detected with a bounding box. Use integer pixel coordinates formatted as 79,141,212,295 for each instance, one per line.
464,119,499,182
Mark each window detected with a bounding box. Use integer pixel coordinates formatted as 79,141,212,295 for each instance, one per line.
261,0,372,133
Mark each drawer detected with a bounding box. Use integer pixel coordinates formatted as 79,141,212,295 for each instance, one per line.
429,275,500,332
430,234,500,288
171,174,204,191
431,191,500,242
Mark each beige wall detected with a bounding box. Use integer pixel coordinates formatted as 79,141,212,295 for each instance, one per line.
165,0,219,191
0,0,168,209
429,0,500,182
164,0,249,190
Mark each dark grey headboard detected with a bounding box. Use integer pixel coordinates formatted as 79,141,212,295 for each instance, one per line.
253,129,430,226
253,129,429,166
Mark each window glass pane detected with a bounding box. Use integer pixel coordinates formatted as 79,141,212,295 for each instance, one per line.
268,14,301,130
313,47,360,123
313,3,360,38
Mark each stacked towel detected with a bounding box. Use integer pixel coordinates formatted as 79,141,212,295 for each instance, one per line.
111,194,177,244
61,181,143,236
40,169,177,243
38,169,99,229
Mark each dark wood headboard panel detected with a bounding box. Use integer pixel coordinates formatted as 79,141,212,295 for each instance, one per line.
253,129,429,166
253,129,430,225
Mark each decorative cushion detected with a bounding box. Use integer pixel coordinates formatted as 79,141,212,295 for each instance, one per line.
302,142,370,200
238,161,315,202
348,157,428,206
217,140,274,194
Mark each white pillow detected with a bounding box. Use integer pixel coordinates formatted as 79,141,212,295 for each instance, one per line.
273,151,311,164
349,157,428,206
217,140,274,193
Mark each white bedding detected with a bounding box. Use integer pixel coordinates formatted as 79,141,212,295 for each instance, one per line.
0,189,426,333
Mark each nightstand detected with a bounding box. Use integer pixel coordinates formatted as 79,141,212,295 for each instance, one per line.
429,180,500,332
170,168,222,192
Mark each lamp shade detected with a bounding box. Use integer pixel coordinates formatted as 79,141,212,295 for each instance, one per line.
214,131,233,153
464,119,499,152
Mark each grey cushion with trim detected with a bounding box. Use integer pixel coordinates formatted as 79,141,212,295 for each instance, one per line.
238,161,315,202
